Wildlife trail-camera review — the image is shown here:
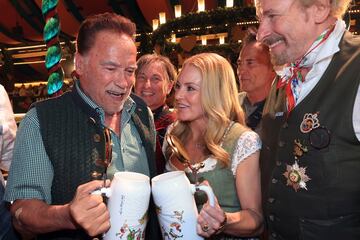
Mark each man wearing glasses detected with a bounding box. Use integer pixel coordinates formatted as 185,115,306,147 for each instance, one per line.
5,13,159,239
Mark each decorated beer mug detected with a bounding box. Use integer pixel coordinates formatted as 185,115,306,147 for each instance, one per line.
94,171,151,240
151,171,215,240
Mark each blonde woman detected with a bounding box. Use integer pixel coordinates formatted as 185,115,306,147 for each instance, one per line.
164,53,263,239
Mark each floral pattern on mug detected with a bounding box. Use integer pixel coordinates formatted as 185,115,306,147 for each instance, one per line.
114,211,148,240
156,205,185,240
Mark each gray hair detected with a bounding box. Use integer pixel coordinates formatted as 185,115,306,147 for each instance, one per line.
300,0,352,18
255,0,352,19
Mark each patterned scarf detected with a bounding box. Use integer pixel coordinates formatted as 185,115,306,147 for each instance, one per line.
277,24,336,114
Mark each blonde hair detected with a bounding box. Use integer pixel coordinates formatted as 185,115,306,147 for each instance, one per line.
171,53,245,166
321,0,350,19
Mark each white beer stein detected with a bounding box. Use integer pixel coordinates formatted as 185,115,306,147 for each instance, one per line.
94,171,151,240
151,171,215,240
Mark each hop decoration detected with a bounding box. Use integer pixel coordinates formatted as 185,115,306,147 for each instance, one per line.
42,0,64,95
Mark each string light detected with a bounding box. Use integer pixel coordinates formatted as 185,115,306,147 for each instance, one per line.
174,5,182,18
198,0,205,12
152,19,159,31
159,12,166,24
171,34,176,43
219,35,225,44
201,35,207,45
226,0,234,8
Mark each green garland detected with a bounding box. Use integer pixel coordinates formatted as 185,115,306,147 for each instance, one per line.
141,7,257,59
152,7,256,43
42,0,64,95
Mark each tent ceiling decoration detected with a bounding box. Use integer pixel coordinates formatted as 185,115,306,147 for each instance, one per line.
0,0,209,84
0,0,359,86
42,0,64,95
148,7,257,55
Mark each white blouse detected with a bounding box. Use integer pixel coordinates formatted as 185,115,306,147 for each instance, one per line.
165,131,261,176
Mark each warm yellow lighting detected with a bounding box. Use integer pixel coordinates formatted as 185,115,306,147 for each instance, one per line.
219,35,225,44
198,0,205,12
6,44,46,51
159,12,166,24
236,21,259,25
201,36,207,45
13,58,66,65
174,5,182,18
226,0,234,8
152,19,159,31
348,9,360,13
14,79,71,88
171,34,176,43
5,41,76,51
12,52,47,59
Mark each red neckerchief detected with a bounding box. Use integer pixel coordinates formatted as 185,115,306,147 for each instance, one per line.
277,24,336,115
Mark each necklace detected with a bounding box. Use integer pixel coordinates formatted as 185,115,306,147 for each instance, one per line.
193,121,234,149
220,121,235,147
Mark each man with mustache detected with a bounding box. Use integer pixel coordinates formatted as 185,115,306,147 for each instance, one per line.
4,13,159,239
256,0,360,239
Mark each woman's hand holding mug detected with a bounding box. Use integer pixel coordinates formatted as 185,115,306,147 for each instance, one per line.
196,195,228,238
152,171,215,240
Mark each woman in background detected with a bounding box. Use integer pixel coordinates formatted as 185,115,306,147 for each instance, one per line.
164,53,263,239
135,54,177,173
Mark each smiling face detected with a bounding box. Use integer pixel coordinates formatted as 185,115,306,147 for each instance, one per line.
134,62,173,111
174,65,205,124
256,0,318,65
75,31,137,115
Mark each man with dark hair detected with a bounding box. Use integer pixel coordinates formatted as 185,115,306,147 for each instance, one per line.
237,30,276,240
256,0,360,239
237,30,276,133
5,13,159,239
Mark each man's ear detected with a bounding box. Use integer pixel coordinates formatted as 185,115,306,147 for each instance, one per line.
74,52,84,75
312,0,331,24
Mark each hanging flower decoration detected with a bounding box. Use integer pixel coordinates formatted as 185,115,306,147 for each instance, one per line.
42,0,64,95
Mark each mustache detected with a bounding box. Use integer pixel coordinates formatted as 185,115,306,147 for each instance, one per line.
261,35,285,47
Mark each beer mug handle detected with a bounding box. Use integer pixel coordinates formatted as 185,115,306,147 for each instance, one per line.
92,187,112,197
191,184,215,207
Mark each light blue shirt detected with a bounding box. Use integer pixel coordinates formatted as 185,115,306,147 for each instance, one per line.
5,81,151,204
